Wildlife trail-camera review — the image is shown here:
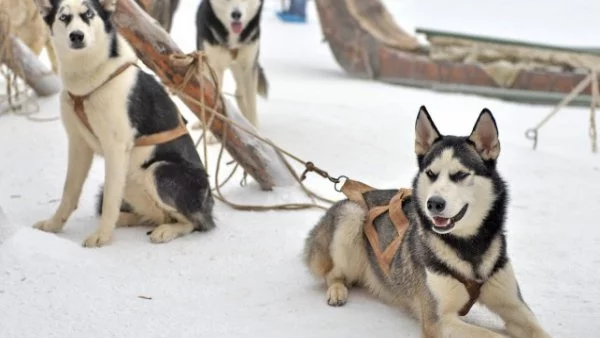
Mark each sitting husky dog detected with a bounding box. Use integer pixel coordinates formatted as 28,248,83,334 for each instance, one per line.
195,0,268,131
304,107,551,338
32,0,215,247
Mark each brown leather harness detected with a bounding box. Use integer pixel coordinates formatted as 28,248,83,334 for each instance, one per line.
68,62,189,147
339,178,482,316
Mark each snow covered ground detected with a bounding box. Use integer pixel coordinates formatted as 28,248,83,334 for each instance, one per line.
1,0,599,337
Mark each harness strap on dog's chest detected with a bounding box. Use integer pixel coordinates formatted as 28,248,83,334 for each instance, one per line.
70,94,94,136
340,178,482,316
68,62,189,147
230,48,239,60
454,274,483,316
134,115,189,147
68,62,135,138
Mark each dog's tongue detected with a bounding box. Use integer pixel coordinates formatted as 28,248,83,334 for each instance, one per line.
231,22,243,34
433,217,451,228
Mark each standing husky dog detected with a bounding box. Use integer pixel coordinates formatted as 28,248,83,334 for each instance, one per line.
304,107,551,338
195,0,268,130
31,0,215,247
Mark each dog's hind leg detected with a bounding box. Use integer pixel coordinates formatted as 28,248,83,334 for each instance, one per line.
116,212,144,227
33,135,94,233
96,187,145,228
230,63,251,125
145,161,215,243
257,63,268,99
244,66,259,128
149,221,195,243
304,201,367,307
479,263,552,338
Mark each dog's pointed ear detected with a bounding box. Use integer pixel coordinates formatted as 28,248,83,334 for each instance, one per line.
33,0,53,18
415,106,441,156
469,108,500,161
99,0,117,12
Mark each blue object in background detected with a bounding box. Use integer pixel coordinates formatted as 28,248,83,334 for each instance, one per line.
277,0,307,23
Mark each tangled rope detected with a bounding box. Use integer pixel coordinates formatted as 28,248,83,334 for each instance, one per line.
166,51,341,211
0,10,56,122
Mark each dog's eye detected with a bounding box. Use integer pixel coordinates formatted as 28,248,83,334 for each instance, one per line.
59,14,68,22
425,170,438,180
450,171,470,182
84,10,94,19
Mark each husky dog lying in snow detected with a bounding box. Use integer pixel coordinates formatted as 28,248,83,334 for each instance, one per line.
304,107,552,338
195,0,268,134
31,0,215,247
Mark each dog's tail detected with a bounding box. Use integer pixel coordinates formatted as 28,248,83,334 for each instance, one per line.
257,63,269,99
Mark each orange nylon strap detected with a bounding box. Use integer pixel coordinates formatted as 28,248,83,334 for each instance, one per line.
364,205,394,275
69,93,95,137
134,114,188,146
380,189,411,268
68,62,189,147
340,178,375,205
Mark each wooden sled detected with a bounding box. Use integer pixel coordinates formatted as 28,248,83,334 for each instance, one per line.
315,0,600,106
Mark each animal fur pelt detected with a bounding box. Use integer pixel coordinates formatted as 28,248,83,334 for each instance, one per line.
0,0,58,72
134,0,180,32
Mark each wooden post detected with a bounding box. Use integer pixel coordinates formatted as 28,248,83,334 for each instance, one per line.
113,0,296,190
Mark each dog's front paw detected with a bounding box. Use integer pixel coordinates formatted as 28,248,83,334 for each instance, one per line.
82,230,112,248
327,283,348,307
149,224,177,243
33,219,63,233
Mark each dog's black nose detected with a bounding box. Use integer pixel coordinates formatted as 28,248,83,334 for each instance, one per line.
69,30,84,43
231,10,242,20
427,196,446,213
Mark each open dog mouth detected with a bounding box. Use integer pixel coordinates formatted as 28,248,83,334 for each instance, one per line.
231,21,243,34
431,204,469,234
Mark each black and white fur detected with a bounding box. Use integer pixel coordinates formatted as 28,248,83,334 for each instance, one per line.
195,0,268,134
304,107,552,338
32,0,215,247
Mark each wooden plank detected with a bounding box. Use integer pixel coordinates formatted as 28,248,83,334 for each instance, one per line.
416,27,600,56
